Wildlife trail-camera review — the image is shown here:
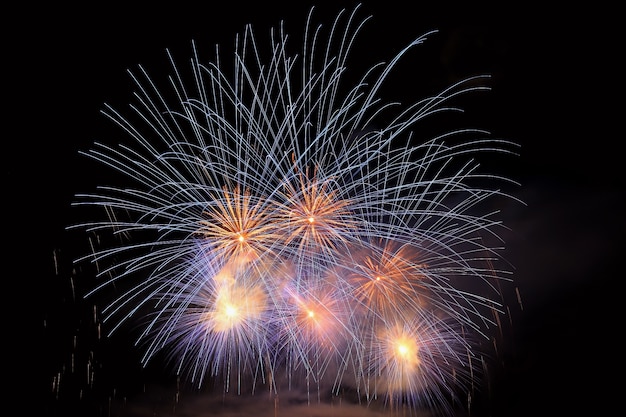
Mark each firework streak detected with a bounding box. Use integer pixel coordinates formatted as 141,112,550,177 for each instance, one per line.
70,5,519,415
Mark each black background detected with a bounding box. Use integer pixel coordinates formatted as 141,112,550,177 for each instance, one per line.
8,1,621,416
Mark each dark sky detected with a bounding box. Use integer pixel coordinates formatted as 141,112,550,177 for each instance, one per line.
8,1,621,416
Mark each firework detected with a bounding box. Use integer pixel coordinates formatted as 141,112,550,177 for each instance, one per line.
70,4,519,415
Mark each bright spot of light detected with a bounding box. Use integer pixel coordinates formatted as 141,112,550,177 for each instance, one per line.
397,343,409,357
225,304,238,318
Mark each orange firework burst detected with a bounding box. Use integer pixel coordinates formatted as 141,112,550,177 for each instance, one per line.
372,321,425,399
277,165,356,260
346,238,429,317
204,270,268,333
289,288,346,350
199,186,278,264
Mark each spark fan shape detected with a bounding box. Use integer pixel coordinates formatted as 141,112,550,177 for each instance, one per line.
71,5,519,415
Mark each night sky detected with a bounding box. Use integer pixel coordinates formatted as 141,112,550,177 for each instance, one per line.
9,1,621,416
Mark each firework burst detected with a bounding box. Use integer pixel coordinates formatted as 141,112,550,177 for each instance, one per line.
70,4,519,415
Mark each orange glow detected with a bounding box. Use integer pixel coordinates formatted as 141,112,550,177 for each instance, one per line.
289,289,345,349
296,301,325,330
225,304,238,318
206,274,268,333
392,335,419,366
375,324,423,393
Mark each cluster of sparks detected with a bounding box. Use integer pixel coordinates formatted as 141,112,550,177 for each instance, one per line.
71,5,519,415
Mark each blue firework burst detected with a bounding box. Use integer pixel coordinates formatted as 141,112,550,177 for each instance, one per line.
70,4,520,415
